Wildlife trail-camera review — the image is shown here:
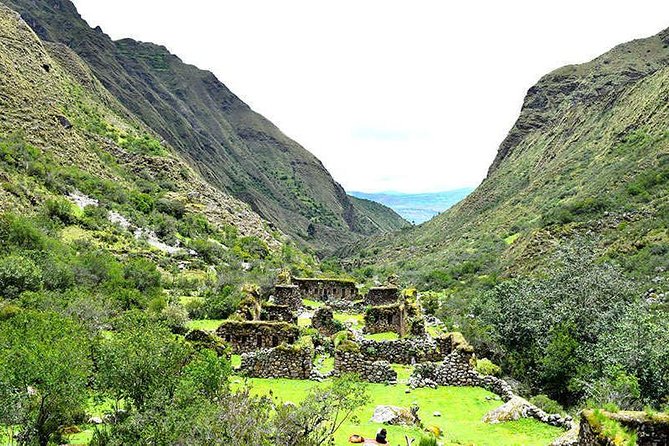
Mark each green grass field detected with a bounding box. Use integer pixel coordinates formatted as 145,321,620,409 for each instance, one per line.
334,313,365,330
238,378,563,446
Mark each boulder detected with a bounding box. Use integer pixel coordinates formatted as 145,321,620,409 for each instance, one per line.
482,396,534,423
370,405,417,426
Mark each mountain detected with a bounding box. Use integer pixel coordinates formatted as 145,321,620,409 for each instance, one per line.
342,28,669,286
350,188,474,224
1,0,407,253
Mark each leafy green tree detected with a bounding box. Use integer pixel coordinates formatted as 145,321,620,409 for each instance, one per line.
96,313,192,409
123,258,161,293
0,311,91,446
272,375,369,446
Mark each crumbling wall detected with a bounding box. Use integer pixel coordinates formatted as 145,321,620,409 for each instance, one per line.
334,348,397,384
311,306,344,336
359,335,453,364
365,287,401,306
579,410,669,446
216,320,299,353
273,284,302,309
260,303,297,324
364,303,408,335
293,277,359,302
239,344,313,379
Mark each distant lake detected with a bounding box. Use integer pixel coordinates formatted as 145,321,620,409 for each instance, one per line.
350,188,474,224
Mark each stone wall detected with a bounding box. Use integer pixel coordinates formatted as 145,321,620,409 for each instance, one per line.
364,303,408,335
334,349,397,384
365,287,401,306
239,345,313,380
216,320,300,353
579,410,669,446
293,277,359,302
260,303,297,324
312,306,343,336
273,284,301,309
359,335,452,364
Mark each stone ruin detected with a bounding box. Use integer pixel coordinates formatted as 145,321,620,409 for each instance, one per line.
333,341,397,384
260,303,297,324
579,410,669,446
216,320,299,354
239,343,313,380
273,284,301,308
359,335,453,364
365,286,401,306
292,277,359,302
311,306,344,336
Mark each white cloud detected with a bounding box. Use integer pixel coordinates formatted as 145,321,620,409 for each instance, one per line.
72,0,669,193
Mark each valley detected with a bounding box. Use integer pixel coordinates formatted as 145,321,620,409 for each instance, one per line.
0,1,668,446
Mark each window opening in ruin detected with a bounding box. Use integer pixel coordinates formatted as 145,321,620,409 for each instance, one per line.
272,336,279,347
256,334,263,347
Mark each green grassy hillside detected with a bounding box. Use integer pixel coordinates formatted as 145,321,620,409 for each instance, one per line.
2,0,407,253
342,28,669,288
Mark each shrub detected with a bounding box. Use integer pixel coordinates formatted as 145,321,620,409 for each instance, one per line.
0,214,45,252
418,434,438,446
529,394,564,414
155,198,185,219
475,358,502,376
43,197,78,225
203,286,241,319
123,258,161,293
0,254,42,299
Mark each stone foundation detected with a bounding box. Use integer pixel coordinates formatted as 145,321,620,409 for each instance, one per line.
359,336,451,364
239,345,313,380
216,320,299,353
334,349,397,384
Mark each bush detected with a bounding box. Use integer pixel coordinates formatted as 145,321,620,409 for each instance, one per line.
0,254,42,299
529,395,564,415
155,198,185,219
475,358,502,376
0,214,45,252
123,258,161,293
203,286,241,319
44,197,78,225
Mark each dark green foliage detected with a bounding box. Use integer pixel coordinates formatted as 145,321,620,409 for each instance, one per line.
96,312,192,408
155,197,185,219
0,254,42,299
529,395,564,415
123,258,161,293
203,285,241,319
0,311,91,446
235,236,269,260
43,197,78,225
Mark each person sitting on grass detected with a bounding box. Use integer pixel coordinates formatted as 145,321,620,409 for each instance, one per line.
375,428,388,444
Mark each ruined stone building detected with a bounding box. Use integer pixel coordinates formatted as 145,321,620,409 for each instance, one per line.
365,286,401,306
216,320,300,353
292,277,359,302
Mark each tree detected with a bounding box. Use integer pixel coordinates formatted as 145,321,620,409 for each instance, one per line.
0,311,91,446
272,375,369,446
95,312,192,409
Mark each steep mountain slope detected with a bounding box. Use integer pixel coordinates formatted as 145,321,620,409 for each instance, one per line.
2,0,407,252
0,2,283,258
343,29,669,286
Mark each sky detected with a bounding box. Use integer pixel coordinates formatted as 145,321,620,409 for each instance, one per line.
72,1,669,193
